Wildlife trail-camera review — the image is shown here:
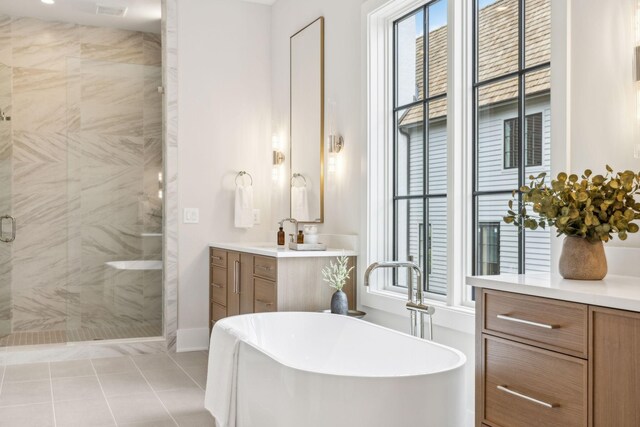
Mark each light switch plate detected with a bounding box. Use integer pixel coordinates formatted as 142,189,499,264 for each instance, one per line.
253,209,261,225
184,208,199,224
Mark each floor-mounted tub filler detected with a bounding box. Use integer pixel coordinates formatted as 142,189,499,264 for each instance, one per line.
205,312,466,427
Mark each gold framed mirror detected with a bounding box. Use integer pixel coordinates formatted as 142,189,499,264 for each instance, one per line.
290,17,324,223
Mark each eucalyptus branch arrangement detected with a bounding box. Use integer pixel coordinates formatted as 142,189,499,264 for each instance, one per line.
321,255,355,292
504,166,640,243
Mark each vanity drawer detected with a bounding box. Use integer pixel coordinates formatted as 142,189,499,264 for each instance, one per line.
254,256,277,281
210,301,227,323
210,248,227,268
210,267,227,306
254,278,276,313
483,336,587,427
483,289,588,357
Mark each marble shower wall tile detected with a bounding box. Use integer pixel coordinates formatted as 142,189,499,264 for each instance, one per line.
12,67,68,133
79,26,144,65
12,286,68,332
0,244,12,329
13,131,67,163
2,16,163,336
69,133,144,166
11,18,79,72
163,0,179,351
0,16,12,66
144,33,161,66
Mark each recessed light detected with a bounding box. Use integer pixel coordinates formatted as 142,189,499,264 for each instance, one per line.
41,0,55,4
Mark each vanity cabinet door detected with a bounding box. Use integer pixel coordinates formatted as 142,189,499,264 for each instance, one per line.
227,252,241,317
590,307,640,427
210,267,227,306
483,336,587,427
239,254,255,315
254,278,277,313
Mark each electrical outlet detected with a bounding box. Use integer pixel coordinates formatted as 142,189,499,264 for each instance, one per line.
183,208,199,224
253,209,261,225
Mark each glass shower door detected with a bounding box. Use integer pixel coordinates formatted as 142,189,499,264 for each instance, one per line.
0,61,12,339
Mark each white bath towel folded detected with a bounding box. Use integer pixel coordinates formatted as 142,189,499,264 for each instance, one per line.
234,184,254,229
204,323,242,427
291,186,309,222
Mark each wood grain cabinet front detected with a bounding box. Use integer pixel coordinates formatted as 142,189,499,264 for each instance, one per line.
590,307,640,427
483,336,587,427
254,277,277,313
209,247,357,333
476,288,640,427
483,289,588,358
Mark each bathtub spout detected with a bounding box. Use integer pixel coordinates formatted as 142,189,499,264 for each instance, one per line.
363,261,434,340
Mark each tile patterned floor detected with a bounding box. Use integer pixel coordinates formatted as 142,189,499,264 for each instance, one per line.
0,351,214,426
0,325,163,347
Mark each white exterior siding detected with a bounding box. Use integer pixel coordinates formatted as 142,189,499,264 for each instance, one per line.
398,94,551,288
396,119,448,295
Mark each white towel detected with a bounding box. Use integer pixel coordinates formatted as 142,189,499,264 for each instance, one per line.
291,186,309,221
234,184,254,229
205,323,241,427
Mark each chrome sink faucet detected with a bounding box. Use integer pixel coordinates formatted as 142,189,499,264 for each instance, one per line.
278,218,298,242
364,261,435,340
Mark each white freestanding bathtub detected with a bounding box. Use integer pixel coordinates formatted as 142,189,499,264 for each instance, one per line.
204,312,466,427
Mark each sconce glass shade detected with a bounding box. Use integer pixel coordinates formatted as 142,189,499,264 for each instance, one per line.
328,134,344,154
273,150,286,165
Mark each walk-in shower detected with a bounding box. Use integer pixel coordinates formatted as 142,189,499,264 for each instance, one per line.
0,16,163,347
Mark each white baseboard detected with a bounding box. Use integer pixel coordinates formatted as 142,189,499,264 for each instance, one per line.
176,328,210,352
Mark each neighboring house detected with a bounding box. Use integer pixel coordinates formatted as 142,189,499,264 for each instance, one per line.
397,0,550,293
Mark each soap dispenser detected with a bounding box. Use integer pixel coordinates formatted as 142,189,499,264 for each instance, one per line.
277,227,285,246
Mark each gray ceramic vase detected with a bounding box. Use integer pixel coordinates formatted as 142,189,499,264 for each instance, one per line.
558,236,608,280
331,290,348,315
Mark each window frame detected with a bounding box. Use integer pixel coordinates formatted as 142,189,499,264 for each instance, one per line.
471,0,552,277
363,0,567,327
392,1,448,299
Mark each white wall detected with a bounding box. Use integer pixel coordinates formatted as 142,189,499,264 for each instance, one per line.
176,0,272,347
270,0,364,235
570,0,640,248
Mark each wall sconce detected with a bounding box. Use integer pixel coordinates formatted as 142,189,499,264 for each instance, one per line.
272,135,285,181
326,100,344,174
327,134,344,173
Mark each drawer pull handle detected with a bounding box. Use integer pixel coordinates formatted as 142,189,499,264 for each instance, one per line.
497,314,557,329
497,385,557,409
212,256,223,261
256,299,273,306
256,265,273,271
211,283,223,289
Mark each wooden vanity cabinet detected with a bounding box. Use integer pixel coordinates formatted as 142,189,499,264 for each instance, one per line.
209,247,356,332
476,289,640,427
209,249,255,331
589,307,640,426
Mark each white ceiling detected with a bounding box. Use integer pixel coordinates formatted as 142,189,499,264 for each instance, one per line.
0,0,161,33
240,0,277,5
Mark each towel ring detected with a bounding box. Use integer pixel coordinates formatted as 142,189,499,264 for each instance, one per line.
291,173,307,187
235,171,253,186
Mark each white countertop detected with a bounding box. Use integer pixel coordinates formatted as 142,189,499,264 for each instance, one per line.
209,242,358,258
467,273,640,312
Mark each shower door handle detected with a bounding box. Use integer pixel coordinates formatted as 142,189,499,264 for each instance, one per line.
0,215,16,243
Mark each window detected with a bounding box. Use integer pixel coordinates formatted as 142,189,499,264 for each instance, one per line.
393,0,448,297
473,0,551,277
477,223,500,275
504,113,543,169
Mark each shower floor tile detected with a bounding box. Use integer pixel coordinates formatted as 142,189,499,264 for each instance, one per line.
0,324,162,347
